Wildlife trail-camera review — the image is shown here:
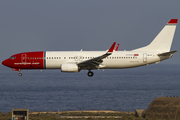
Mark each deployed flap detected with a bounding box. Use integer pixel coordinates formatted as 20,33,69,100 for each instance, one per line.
157,50,178,56
78,42,116,69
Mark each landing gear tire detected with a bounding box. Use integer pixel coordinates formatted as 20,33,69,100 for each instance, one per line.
87,71,94,77
18,73,22,76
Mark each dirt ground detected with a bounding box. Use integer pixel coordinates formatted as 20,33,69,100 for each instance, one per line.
2,110,145,120
146,97,180,119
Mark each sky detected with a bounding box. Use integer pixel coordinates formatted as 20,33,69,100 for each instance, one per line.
0,0,180,65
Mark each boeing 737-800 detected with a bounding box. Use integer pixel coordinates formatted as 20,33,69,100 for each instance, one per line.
2,19,178,77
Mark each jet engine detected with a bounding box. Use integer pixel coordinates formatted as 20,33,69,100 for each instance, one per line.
61,63,79,72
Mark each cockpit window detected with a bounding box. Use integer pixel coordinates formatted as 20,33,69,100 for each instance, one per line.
9,57,16,59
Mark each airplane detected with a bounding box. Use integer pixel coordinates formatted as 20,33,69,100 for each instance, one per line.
2,19,178,77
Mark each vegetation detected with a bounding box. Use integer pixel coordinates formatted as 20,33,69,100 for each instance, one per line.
56,111,134,116
0,111,147,120
0,112,11,120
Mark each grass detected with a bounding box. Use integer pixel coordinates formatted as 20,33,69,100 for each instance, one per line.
1,111,148,120
0,112,11,120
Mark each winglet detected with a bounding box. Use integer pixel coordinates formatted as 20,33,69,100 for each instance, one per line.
114,44,119,51
107,42,116,53
167,19,178,24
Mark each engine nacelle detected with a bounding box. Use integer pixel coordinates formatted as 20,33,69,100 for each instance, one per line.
61,63,79,72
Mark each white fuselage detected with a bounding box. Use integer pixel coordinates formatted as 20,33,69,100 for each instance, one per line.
45,51,165,69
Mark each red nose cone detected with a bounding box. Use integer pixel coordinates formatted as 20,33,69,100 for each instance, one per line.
2,60,6,66
2,59,9,67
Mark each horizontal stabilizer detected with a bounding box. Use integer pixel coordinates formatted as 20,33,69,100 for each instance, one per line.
157,50,178,56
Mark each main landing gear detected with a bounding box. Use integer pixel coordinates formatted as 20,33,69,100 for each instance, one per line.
87,70,94,77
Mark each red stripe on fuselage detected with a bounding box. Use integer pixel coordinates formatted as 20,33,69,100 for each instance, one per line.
6,51,44,69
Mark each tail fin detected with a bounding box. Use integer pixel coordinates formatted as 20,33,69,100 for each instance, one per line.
133,19,178,52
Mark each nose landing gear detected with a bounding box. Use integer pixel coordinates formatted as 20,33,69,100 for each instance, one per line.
12,68,22,76
18,73,22,76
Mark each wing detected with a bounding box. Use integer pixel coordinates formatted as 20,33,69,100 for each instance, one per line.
78,42,116,70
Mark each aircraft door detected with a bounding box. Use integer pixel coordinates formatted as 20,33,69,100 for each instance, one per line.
143,53,147,62
79,56,83,61
74,56,78,61
21,54,27,63
74,56,83,61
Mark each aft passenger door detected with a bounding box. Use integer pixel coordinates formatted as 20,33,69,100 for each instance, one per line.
143,53,147,62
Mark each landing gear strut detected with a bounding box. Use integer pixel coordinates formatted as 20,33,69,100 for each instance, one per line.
87,70,94,77
18,70,22,76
